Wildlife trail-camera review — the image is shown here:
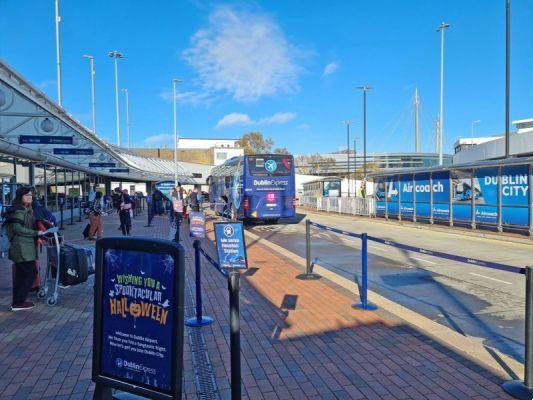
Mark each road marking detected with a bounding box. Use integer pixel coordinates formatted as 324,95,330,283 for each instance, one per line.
468,272,512,285
410,257,437,265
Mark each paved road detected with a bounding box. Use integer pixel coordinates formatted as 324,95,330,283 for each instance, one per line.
245,209,530,362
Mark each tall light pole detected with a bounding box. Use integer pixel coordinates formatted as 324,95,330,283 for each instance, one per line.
343,120,352,197
108,50,123,146
173,78,182,186
437,22,450,165
505,0,510,158
356,86,372,180
122,89,131,149
471,119,481,145
83,55,96,134
55,0,62,106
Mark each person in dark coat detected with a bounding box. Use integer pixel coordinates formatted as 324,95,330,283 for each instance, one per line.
119,189,132,236
5,187,45,311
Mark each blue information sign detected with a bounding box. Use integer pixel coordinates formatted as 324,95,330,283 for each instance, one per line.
109,168,130,173
214,222,248,269
154,180,175,200
53,148,94,155
92,237,184,399
189,212,206,238
89,162,116,168
18,135,73,145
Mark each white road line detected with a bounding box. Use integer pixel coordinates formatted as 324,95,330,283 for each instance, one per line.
369,245,387,252
410,257,437,265
468,272,512,285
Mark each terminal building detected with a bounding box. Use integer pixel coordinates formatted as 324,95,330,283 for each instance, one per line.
0,59,196,212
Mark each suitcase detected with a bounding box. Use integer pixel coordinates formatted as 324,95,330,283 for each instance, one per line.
59,245,88,286
82,223,90,239
67,244,94,276
12,261,40,292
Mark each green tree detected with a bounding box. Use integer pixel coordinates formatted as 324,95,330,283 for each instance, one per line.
236,132,274,155
273,147,290,154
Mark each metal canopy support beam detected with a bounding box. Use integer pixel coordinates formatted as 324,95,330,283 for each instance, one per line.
449,173,453,226
43,164,47,210
529,164,533,237
498,166,503,233
471,170,476,229
429,172,434,224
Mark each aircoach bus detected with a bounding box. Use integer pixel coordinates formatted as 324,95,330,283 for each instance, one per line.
208,154,296,222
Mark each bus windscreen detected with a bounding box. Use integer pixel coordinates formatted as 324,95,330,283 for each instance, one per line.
248,155,292,177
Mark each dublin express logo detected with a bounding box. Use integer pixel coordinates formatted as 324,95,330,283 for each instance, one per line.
265,159,277,173
116,358,124,369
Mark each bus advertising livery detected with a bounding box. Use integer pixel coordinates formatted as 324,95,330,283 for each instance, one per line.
208,154,296,223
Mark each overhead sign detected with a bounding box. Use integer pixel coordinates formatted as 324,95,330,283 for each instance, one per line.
189,212,206,238
53,148,94,156
18,135,73,145
92,237,184,399
109,168,130,173
89,162,116,168
155,180,176,200
214,222,248,269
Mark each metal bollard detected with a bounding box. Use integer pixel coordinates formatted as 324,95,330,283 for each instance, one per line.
145,203,152,227
185,240,214,327
297,219,320,280
69,198,74,225
77,197,82,222
59,203,65,230
502,265,533,399
229,270,242,400
352,233,377,311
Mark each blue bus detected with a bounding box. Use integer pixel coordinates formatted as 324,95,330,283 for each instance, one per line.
208,154,296,222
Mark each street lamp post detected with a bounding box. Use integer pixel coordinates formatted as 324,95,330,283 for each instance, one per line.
108,50,123,146
356,86,372,180
83,55,96,134
471,120,481,145
173,78,182,186
343,121,351,197
505,0,511,158
55,0,62,106
122,89,131,149
437,22,451,166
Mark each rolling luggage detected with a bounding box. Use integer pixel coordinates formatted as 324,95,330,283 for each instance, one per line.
67,244,94,276
54,245,88,286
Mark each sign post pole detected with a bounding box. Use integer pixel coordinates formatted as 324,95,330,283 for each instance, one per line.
59,202,64,230
228,270,241,400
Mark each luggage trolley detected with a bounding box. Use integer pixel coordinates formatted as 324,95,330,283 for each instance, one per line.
38,227,63,306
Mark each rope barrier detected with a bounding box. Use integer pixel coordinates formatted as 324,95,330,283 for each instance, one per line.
199,247,228,277
310,221,525,275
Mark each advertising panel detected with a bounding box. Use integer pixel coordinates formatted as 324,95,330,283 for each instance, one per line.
414,173,430,218
451,170,472,222
399,175,414,217
501,165,529,226
189,212,206,238
19,135,73,145
93,237,184,399
375,177,386,215
323,180,341,197
214,222,248,269
386,176,399,216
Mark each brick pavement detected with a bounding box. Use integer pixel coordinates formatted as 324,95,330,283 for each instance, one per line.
0,209,516,399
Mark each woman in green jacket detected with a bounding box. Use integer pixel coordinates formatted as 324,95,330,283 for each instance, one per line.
6,186,42,311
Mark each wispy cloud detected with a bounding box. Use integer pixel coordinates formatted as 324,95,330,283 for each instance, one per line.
216,112,296,129
216,113,252,129
183,6,303,103
158,90,213,106
323,62,339,76
258,112,296,125
142,133,174,146
37,79,56,91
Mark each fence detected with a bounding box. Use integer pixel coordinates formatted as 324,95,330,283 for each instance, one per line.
303,219,531,398
298,196,375,216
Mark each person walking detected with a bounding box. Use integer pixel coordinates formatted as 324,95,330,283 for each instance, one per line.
119,189,132,236
189,187,200,212
88,191,103,240
171,185,184,231
5,187,45,311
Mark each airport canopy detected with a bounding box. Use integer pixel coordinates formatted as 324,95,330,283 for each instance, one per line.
0,59,195,184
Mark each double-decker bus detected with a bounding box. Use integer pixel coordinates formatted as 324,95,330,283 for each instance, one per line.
208,154,296,222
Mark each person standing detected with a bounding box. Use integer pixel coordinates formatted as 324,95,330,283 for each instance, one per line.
119,189,132,236
152,189,164,215
88,191,103,240
189,187,200,212
5,187,44,311
171,185,184,227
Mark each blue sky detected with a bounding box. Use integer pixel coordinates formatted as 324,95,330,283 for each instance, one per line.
1,1,532,155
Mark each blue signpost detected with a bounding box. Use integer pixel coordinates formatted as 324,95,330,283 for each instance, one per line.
214,221,248,400
92,237,185,400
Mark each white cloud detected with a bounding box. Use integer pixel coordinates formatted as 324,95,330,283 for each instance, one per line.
183,6,303,102
323,62,339,76
258,112,296,125
216,112,296,129
143,133,175,146
216,113,252,129
159,90,213,106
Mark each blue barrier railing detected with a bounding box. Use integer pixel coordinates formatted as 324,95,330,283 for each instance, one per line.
199,247,228,277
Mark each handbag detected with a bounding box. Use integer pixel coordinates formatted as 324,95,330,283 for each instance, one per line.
120,202,132,211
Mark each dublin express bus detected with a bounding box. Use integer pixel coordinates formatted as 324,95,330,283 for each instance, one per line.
208,154,296,222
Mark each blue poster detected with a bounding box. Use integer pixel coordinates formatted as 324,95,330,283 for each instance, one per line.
432,171,450,204
399,175,414,202
89,162,116,168
375,201,386,215
413,173,431,204
19,135,73,145
53,148,94,155
101,249,174,391
154,181,175,200
189,212,206,238
214,222,248,269
501,165,529,206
